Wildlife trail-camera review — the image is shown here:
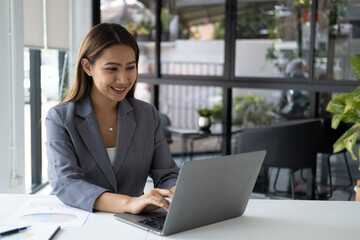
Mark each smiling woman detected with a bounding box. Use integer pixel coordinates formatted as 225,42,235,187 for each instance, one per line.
45,23,179,213
81,44,137,104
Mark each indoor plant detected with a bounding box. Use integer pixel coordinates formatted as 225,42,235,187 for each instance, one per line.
326,54,360,200
197,108,213,132
326,54,360,166
161,6,172,41
212,93,276,128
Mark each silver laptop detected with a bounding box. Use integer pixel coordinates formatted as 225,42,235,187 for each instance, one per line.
114,150,266,236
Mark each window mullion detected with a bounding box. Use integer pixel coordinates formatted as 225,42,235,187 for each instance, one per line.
29,49,42,188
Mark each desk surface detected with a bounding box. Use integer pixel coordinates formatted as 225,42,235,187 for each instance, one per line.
0,194,359,240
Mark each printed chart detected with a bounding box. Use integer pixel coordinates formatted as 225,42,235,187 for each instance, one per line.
4,197,89,227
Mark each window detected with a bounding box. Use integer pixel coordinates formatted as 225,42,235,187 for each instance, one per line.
235,0,311,79
24,48,66,191
230,88,310,129
315,0,360,81
159,84,223,156
101,0,157,74
160,1,225,76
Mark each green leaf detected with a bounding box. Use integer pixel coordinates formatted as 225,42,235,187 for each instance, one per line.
344,96,356,113
350,55,360,81
353,85,360,101
341,110,360,123
326,94,348,114
333,124,358,153
333,138,346,153
344,132,360,160
197,108,213,117
331,114,342,129
357,146,360,171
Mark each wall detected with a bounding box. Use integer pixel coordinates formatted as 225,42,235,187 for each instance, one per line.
0,0,25,193
69,0,93,85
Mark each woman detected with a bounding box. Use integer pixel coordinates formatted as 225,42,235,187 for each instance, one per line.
45,23,179,213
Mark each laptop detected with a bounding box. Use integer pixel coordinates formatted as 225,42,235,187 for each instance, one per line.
114,150,266,236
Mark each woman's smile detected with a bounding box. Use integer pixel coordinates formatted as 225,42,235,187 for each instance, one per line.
110,85,127,94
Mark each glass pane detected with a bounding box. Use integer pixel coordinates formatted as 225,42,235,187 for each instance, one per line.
134,82,152,103
160,1,225,76
230,88,310,128
101,0,156,74
318,92,334,118
316,0,360,80
159,85,223,157
41,49,62,183
159,85,222,128
235,0,311,78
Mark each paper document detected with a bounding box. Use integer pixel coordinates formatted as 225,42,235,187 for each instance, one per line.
0,225,60,240
4,197,89,227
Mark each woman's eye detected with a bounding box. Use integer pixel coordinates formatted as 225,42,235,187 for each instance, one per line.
127,66,135,70
106,67,117,71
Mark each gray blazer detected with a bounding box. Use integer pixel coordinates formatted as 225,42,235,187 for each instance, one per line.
45,96,179,212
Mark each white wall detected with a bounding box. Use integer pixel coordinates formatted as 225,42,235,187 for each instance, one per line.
69,0,93,85
0,0,25,193
0,0,92,193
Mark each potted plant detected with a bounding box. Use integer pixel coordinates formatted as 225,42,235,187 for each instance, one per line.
326,53,360,200
197,108,213,132
212,93,277,128
135,18,153,41
124,8,154,41
161,7,172,41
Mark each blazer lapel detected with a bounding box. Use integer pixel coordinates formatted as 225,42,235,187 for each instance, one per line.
75,96,118,191
113,98,137,175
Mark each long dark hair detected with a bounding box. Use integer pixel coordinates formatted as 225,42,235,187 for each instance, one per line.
62,23,139,103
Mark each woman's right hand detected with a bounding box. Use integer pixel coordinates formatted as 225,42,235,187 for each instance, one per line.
127,188,174,214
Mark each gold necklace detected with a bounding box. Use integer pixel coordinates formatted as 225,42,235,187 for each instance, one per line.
96,114,117,132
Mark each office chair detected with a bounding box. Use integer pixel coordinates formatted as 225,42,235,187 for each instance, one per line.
160,113,173,144
317,118,353,199
237,119,322,199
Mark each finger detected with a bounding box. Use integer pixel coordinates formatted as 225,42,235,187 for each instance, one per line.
146,195,170,211
153,188,174,199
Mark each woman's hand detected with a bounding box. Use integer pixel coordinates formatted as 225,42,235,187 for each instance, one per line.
94,187,176,214
127,188,174,214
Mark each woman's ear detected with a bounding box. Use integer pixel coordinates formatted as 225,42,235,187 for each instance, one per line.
81,58,92,76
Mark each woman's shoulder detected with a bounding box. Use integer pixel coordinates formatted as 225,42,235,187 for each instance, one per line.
48,101,76,113
46,101,78,122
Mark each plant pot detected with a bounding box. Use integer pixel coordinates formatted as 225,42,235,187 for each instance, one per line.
356,180,360,201
136,34,151,42
198,116,211,132
161,33,169,42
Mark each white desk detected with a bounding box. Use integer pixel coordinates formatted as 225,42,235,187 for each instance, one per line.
0,194,359,240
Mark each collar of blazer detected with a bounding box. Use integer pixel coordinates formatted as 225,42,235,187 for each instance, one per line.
75,96,137,192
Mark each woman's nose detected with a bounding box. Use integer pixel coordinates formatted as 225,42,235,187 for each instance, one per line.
115,70,128,83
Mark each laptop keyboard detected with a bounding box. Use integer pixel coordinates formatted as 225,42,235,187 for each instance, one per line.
138,215,166,230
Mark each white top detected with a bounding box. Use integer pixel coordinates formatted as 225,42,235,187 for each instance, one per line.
0,194,359,240
106,148,116,166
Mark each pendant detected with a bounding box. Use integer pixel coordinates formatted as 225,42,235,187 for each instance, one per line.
109,127,114,132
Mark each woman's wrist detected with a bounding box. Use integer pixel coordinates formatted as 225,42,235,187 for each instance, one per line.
94,192,133,213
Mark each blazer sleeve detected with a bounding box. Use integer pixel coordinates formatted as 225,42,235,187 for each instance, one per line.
149,106,179,189
46,107,108,212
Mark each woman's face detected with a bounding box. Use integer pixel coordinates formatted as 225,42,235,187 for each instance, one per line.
82,44,137,104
